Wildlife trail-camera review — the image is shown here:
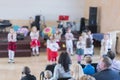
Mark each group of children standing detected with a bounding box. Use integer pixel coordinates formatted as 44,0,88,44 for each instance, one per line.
7,26,112,64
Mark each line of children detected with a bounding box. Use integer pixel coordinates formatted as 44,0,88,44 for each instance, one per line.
8,28,17,63
30,26,40,56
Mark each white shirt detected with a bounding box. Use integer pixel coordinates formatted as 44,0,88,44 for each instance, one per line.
76,41,86,49
100,39,112,55
8,33,17,42
50,42,60,52
30,31,39,40
65,32,74,40
51,64,71,80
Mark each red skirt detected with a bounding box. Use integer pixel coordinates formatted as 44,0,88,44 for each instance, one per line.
47,48,51,61
50,51,58,61
30,39,40,48
8,42,16,51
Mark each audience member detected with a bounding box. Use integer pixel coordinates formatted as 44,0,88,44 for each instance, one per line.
69,62,84,80
83,56,95,75
107,50,120,71
44,70,52,80
21,66,36,80
51,52,72,80
93,55,120,80
80,75,96,80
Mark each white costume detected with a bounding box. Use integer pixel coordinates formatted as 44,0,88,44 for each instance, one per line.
100,39,112,55
65,32,74,55
76,41,86,50
8,32,17,63
30,31,40,55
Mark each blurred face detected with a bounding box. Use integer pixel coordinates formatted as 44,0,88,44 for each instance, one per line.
68,28,71,33
79,36,82,41
10,28,14,33
104,34,109,40
32,27,37,32
99,58,105,70
88,31,91,35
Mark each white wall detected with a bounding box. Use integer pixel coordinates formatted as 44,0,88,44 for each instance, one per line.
0,0,85,21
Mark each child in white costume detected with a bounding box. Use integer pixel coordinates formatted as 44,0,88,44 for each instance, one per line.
65,28,74,55
100,33,112,55
76,36,86,63
8,28,17,63
30,26,40,56
49,36,60,63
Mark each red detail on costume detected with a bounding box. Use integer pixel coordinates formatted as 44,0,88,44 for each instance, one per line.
8,42,16,51
30,39,40,48
47,48,51,61
50,51,58,62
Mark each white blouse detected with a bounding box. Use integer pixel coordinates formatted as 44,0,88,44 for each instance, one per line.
30,31,39,40
8,33,17,42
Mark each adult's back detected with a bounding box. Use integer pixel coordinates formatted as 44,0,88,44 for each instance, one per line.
93,69,120,80
21,74,36,80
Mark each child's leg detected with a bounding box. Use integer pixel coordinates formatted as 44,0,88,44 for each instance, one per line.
11,50,15,62
8,50,12,62
35,46,39,55
32,47,35,55
77,55,81,64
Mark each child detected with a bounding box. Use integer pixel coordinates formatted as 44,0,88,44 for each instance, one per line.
30,26,40,56
65,28,74,55
8,28,17,63
44,70,52,80
100,33,112,56
84,37,94,56
54,28,61,43
46,36,53,63
83,56,95,75
49,36,60,63
76,36,85,64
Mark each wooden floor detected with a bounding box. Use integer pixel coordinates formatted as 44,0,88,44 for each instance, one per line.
0,49,120,80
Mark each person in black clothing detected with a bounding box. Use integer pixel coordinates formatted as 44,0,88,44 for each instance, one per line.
21,66,36,80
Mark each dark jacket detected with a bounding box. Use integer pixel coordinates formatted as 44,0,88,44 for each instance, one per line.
93,69,120,80
21,74,36,80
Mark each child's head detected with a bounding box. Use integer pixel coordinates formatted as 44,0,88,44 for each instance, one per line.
79,36,83,41
44,70,52,79
67,28,71,33
80,75,96,80
85,56,92,64
31,26,37,32
9,28,14,33
87,30,91,35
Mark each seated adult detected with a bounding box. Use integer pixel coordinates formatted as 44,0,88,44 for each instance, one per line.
93,55,120,80
107,50,120,71
80,75,96,80
21,66,36,80
83,56,95,75
50,52,72,80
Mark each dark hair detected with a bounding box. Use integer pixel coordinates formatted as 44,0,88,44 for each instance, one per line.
107,50,115,60
85,56,92,64
58,52,71,72
102,56,112,68
22,66,31,75
86,38,92,48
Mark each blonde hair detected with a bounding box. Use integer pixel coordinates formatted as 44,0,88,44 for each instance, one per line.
70,62,84,80
80,75,96,80
44,70,52,79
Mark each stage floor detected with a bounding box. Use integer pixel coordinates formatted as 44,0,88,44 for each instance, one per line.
0,49,120,80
